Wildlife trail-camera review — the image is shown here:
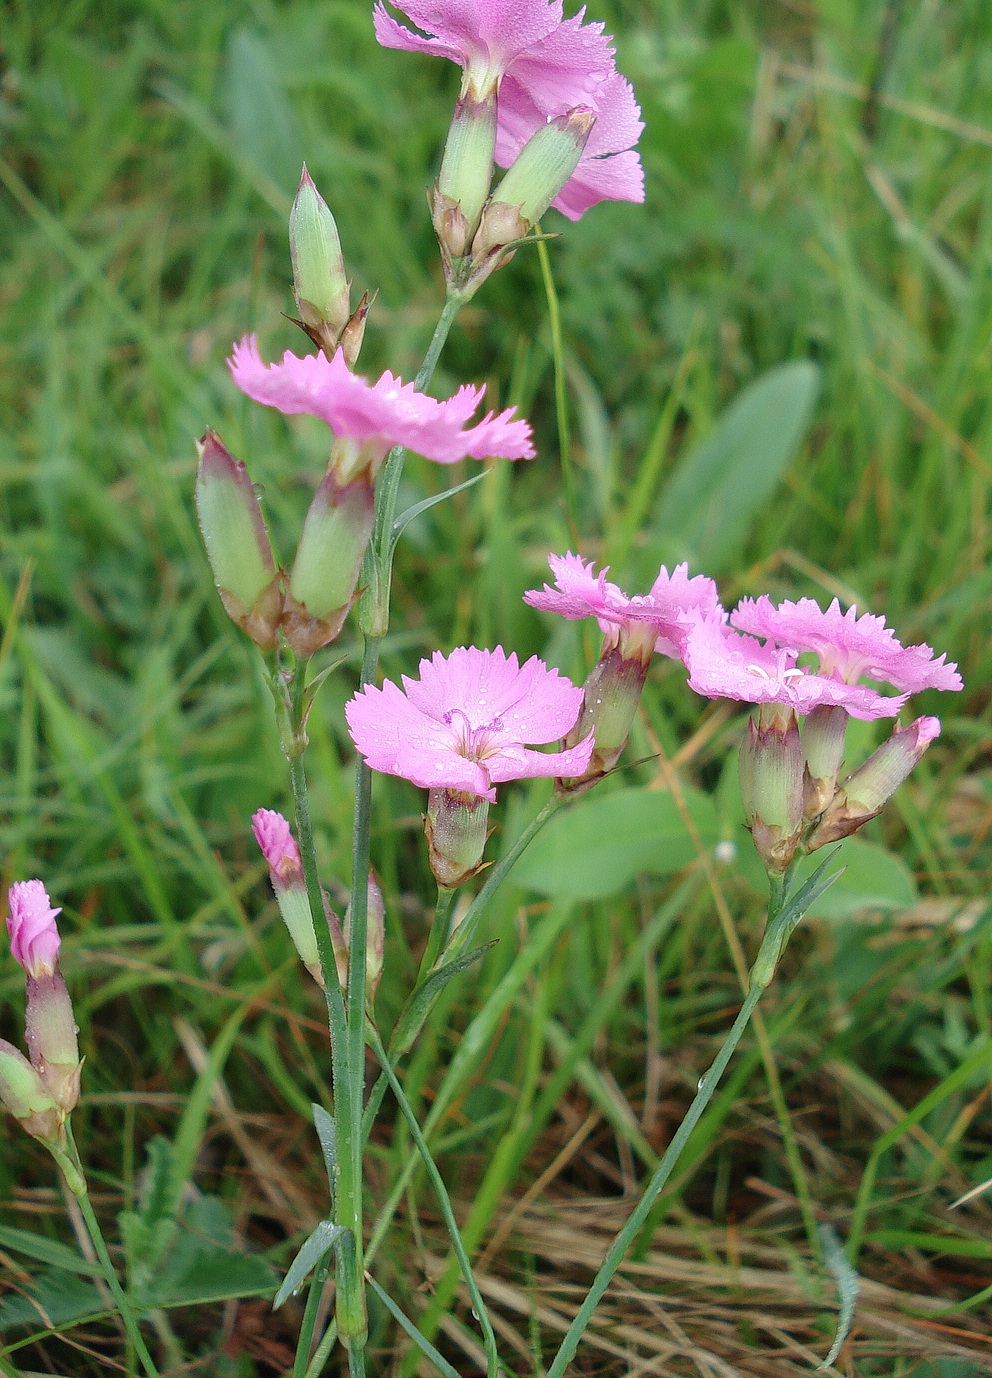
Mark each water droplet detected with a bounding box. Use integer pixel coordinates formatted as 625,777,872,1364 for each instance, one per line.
697,1076,705,1090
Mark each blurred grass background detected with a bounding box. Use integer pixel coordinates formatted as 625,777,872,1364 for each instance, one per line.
2,0,992,1372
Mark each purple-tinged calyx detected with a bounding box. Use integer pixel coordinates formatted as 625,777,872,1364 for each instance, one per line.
807,716,942,851
739,703,805,875
195,431,282,650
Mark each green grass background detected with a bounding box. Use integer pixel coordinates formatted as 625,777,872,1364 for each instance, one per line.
1,0,992,1372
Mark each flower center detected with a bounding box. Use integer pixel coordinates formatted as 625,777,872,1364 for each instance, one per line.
444,707,504,761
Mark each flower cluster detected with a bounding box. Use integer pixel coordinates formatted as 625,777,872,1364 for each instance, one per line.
375,0,644,219
375,0,643,288
520,553,962,871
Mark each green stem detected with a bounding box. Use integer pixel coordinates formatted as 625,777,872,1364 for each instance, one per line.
361,292,464,642
276,665,366,1350
293,1266,329,1378
57,1127,160,1378
543,912,790,1378
368,1027,501,1378
359,792,565,1148
417,886,458,985
445,793,563,962
536,237,577,543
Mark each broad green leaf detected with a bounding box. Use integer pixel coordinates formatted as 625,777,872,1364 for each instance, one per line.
0,1270,104,1331
512,787,718,899
652,360,820,571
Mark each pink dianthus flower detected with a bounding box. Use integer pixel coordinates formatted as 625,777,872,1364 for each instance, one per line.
682,616,907,721
524,552,722,660
731,596,963,695
7,881,62,980
373,0,644,218
228,337,534,466
345,645,593,802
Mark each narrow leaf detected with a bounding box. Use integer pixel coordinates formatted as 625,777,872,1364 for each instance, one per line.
0,1224,102,1278
391,470,489,545
273,1221,346,1310
366,1276,461,1378
311,1102,337,1193
395,941,497,1055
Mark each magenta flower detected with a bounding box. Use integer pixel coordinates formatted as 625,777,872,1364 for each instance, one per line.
345,646,593,802
251,809,303,885
682,616,907,721
7,881,62,980
228,337,535,466
524,553,722,660
374,0,644,218
731,596,963,695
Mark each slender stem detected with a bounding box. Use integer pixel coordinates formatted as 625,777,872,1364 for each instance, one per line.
58,1128,160,1378
417,886,458,985
544,976,769,1378
536,237,577,543
358,792,565,1148
445,793,563,962
368,1027,501,1378
277,666,366,1350
293,1267,329,1378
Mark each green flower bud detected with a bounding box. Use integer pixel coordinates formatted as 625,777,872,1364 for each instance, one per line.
435,89,498,255
290,165,350,340
556,643,652,795
0,1038,60,1142
283,470,375,658
489,107,594,226
195,432,282,649
425,789,490,889
739,703,804,874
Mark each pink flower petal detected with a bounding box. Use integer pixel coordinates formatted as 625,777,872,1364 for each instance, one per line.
345,645,592,799
732,596,963,694
524,553,721,660
683,617,907,721
228,337,534,464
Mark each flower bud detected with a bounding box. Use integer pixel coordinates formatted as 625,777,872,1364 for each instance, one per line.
0,1039,61,1144
488,107,595,227
801,704,850,819
556,637,654,795
807,716,941,851
252,808,341,986
434,89,498,262
425,789,490,889
290,165,350,343
739,703,804,874
344,874,386,1000
195,431,282,649
25,972,80,1113
282,469,375,658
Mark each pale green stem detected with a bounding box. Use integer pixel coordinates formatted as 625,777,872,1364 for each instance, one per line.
543,910,791,1378
417,886,458,986
56,1125,160,1378
536,237,577,542
368,1026,501,1378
